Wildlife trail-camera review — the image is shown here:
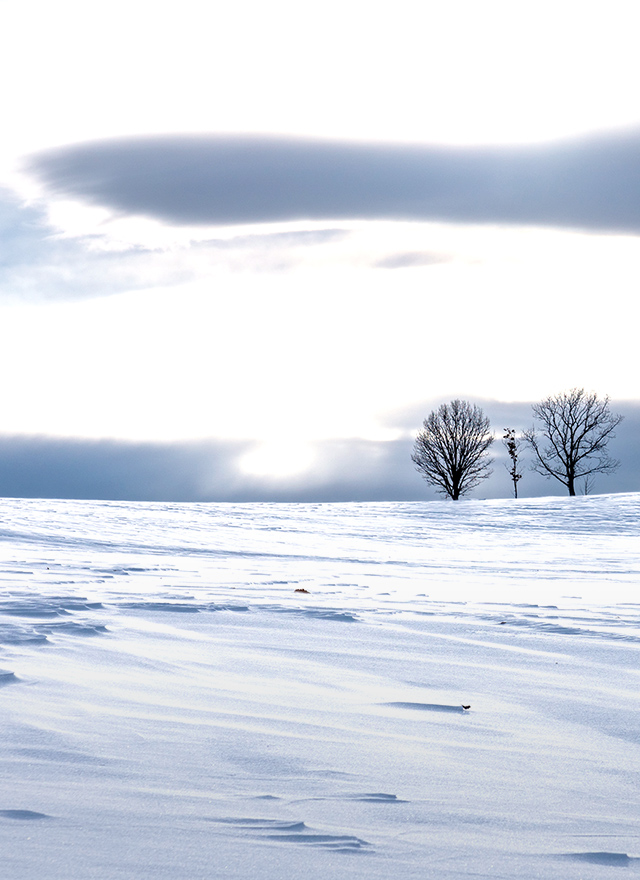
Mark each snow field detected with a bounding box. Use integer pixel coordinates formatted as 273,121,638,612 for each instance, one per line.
0,495,639,878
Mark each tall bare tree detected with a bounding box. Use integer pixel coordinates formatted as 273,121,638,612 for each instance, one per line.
412,400,494,500
523,389,622,496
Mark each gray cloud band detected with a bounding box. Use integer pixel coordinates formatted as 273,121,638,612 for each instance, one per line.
0,402,636,502
26,129,640,232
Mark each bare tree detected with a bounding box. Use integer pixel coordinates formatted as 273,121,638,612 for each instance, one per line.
412,400,494,500
502,428,523,498
523,389,623,496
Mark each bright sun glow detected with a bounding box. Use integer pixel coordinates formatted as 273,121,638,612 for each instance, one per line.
239,442,315,478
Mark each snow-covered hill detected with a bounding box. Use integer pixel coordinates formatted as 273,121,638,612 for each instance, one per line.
1,495,639,878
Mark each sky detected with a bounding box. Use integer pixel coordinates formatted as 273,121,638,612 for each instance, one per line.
1,0,639,501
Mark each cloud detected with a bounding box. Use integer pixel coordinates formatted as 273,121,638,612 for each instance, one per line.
0,434,422,503
187,226,349,273
0,187,349,302
26,129,640,233
375,251,450,269
0,399,637,502
0,187,178,302
0,436,252,502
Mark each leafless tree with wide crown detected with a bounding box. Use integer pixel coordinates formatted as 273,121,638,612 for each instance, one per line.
523,388,622,496
412,399,494,500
